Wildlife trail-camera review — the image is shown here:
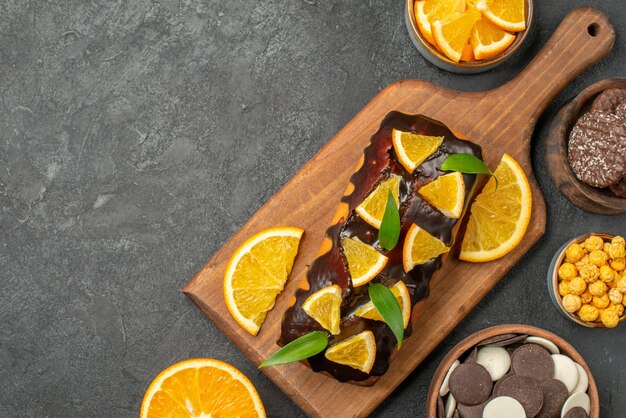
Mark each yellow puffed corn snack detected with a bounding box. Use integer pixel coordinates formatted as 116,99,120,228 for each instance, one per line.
611,258,626,272
565,243,585,263
593,294,610,309
601,309,620,328
580,290,593,304
588,250,608,267
558,281,570,296
584,235,605,251
558,263,577,281
617,277,626,293
578,304,599,322
579,264,599,283
568,277,587,296
562,294,582,313
589,280,607,297
599,265,616,284
609,243,626,259
609,303,624,317
604,242,612,254
612,236,626,247
575,255,590,269
609,288,624,305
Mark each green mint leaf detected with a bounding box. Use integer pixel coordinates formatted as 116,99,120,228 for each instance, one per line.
440,153,498,189
379,190,401,251
259,331,328,368
368,283,404,348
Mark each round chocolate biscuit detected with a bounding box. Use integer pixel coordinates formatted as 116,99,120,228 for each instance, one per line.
511,344,555,382
493,372,514,394
478,333,521,346
495,375,544,417
568,111,626,188
563,406,589,418
537,379,569,418
616,100,626,119
457,402,487,418
449,363,493,406
590,89,626,113
464,346,478,363
609,175,626,198
437,395,444,418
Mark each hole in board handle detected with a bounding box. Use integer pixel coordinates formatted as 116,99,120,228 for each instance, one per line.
587,23,600,37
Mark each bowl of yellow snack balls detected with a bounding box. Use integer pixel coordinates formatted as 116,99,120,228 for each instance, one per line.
549,233,626,328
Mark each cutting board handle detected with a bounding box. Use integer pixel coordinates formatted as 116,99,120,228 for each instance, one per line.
492,7,614,126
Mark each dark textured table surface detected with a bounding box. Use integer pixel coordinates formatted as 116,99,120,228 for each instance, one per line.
2,1,625,417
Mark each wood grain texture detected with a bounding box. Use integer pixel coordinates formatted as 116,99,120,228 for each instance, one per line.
546,78,626,215
426,325,600,418
183,8,614,418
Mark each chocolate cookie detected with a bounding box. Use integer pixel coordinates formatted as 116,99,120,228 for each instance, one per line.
609,175,626,198
590,89,626,113
477,333,527,347
563,406,589,418
537,379,569,418
568,111,626,187
457,402,487,418
449,363,493,406
495,375,544,417
511,344,555,382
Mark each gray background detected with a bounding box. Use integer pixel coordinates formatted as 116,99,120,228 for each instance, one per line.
1,0,625,417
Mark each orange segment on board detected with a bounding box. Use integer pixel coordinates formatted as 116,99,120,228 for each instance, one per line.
471,17,516,60
224,227,303,335
460,153,532,262
403,224,450,272
325,331,377,374
354,280,412,329
342,236,389,287
302,284,343,335
418,172,465,218
432,10,482,62
392,129,444,174
140,358,266,418
355,175,401,229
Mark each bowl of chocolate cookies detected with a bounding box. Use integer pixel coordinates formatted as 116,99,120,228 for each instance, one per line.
546,78,626,215
427,324,599,418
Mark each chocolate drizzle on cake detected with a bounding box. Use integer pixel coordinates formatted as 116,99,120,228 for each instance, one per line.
279,113,482,383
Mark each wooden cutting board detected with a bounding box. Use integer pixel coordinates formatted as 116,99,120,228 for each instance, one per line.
183,8,614,418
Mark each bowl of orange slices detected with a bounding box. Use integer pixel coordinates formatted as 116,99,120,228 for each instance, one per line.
405,0,533,73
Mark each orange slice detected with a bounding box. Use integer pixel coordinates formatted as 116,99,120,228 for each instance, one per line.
476,0,526,32
302,284,343,335
140,358,266,418
418,172,465,218
354,280,411,329
392,129,444,174
224,227,303,335
471,17,516,60
415,0,467,46
460,42,475,61
342,236,388,287
355,175,401,229
432,10,482,62
403,224,450,272
325,330,377,373
460,153,532,262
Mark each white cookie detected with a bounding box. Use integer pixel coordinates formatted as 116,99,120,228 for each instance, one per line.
439,360,460,397
561,392,591,416
552,354,579,393
483,396,526,418
476,346,511,381
572,363,589,394
525,336,560,354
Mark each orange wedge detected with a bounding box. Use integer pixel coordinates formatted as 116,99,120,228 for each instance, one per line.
415,0,467,46
403,224,450,272
325,331,377,373
432,10,482,62
354,280,411,329
476,0,526,32
460,153,532,262
460,42,475,61
302,284,343,335
224,227,303,335
392,129,443,174
140,358,266,418
342,236,388,287
355,175,401,229
418,172,465,218
471,17,516,60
